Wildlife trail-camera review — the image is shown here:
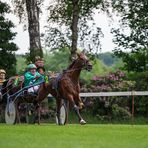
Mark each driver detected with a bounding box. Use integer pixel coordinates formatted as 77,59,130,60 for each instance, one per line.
24,64,43,94
35,56,45,75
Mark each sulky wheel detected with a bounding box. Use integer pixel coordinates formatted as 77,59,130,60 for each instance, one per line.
56,103,67,125
5,101,16,124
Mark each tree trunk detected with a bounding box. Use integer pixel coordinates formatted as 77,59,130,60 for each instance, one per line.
71,0,79,60
25,0,43,62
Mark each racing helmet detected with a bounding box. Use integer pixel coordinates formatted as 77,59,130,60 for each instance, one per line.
27,64,37,70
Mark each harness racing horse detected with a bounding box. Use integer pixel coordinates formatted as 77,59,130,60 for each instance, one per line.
36,52,92,125
3,52,92,125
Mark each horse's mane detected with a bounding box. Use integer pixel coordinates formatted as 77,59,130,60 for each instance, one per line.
67,59,76,70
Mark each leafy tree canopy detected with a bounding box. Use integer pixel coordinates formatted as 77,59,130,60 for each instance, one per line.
111,0,148,72
45,0,110,56
0,1,18,77
98,52,120,67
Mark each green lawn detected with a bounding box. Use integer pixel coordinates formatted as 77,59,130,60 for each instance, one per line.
0,124,148,148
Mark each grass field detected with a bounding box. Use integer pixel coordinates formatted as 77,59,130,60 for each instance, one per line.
0,124,148,148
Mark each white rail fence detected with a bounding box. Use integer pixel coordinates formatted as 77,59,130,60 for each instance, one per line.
49,91,148,123
80,91,148,120
80,91,148,124
79,91,148,97
48,91,148,98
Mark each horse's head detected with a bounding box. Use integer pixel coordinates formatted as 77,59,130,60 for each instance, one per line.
74,52,93,71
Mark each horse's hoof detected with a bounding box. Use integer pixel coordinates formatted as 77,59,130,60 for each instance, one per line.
80,119,86,125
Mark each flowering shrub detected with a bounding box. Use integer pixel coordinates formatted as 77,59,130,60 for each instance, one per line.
81,70,135,92
81,70,135,121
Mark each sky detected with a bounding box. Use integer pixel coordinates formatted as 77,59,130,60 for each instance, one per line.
2,0,119,54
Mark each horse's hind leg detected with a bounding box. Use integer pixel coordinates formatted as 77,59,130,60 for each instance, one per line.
56,98,62,125
37,103,41,125
35,102,41,125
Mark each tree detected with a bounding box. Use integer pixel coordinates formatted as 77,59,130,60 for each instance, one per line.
46,0,109,60
111,0,148,72
0,1,18,77
12,0,43,62
98,52,120,67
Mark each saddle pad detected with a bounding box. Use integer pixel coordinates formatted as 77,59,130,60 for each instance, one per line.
52,74,62,90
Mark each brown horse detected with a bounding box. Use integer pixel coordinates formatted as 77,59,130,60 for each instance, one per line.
36,52,92,124
4,52,92,125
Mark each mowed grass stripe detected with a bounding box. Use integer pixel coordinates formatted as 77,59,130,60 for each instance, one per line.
0,124,148,148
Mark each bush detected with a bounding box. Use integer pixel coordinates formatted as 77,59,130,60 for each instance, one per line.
81,70,135,120
127,71,148,91
81,70,135,92
112,104,131,120
127,71,148,116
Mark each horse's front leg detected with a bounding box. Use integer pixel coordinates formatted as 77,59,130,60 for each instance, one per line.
68,95,86,125
35,85,49,125
78,96,84,110
56,98,62,125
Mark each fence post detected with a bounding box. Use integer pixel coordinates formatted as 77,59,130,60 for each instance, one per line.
131,91,135,125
